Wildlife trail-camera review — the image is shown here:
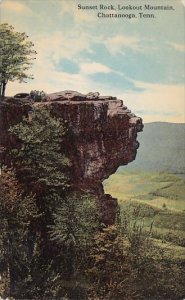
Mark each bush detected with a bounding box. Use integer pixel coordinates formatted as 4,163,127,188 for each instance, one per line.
30,90,48,102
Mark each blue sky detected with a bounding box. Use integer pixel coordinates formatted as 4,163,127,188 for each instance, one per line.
1,0,185,122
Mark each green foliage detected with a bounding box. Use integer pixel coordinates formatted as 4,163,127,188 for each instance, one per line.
0,23,36,99
50,193,99,249
8,106,70,191
87,208,185,300
2,110,185,299
0,167,38,298
87,225,136,300
45,193,100,299
1,166,184,299
30,90,48,102
120,206,185,299
105,171,185,250
3,106,72,298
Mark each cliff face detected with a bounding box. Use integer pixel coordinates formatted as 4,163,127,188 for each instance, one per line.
0,91,143,224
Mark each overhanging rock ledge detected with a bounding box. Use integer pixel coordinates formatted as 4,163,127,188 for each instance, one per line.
0,91,143,224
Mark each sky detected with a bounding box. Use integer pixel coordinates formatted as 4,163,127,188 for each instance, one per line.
1,0,185,123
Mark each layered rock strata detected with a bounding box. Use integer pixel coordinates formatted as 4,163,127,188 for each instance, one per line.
0,91,143,224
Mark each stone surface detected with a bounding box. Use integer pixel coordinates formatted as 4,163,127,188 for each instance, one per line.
0,92,143,224
47,90,117,102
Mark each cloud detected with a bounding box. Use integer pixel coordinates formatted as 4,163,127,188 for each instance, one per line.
58,0,96,23
80,62,111,74
122,81,185,123
1,0,32,14
6,69,93,95
34,30,92,64
6,66,185,124
2,0,184,124
104,35,141,55
5,56,95,96
168,42,185,52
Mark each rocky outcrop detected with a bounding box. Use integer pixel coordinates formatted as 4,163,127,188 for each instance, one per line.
0,91,143,224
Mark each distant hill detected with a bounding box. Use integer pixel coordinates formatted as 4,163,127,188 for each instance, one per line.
119,122,185,174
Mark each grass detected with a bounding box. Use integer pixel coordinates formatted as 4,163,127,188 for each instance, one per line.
104,171,185,211
104,171,185,258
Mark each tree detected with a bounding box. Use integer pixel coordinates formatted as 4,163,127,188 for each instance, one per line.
50,193,99,250
87,225,137,300
8,106,70,193
46,192,100,299
8,105,70,243
0,23,37,100
6,106,72,297
0,167,38,299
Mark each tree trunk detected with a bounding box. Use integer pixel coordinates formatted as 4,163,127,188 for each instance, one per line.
0,81,7,100
2,81,6,99
0,84,3,101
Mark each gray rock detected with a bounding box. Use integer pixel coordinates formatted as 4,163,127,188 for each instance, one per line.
86,92,100,100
